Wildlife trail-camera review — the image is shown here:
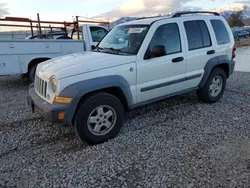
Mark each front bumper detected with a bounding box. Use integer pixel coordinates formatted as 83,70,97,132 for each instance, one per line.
27,84,73,125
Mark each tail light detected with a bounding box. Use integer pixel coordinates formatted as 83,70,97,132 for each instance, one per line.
232,44,236,60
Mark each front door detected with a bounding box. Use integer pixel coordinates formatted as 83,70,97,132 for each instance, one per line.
136,19,186,103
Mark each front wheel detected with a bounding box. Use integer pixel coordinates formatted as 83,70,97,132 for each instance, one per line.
73,92,125,145
197,67,227,104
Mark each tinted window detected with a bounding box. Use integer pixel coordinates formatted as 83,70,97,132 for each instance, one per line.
184,21,203,50
149,23,181,56
184,20,212,50
198,21,211,47
211,19,230,45
90,27,108,42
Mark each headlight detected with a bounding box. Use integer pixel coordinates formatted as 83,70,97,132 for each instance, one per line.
49,77,58,94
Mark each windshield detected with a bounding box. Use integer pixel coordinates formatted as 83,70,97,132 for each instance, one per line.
96,25,149,55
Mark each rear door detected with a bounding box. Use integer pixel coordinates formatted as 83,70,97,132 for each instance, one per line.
180,17,217,90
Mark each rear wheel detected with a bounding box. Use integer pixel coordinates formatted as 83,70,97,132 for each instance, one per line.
73,92,125,145
197,67,226,103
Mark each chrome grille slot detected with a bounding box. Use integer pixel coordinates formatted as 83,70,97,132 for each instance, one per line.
44,82,47,97
41,80,44,96
39,79,41,94
34,74,48,99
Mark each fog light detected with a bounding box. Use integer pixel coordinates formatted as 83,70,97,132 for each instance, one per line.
58,112,65,120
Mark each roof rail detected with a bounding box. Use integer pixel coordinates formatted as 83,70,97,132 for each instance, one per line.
136,16,161,20
172,11,220,18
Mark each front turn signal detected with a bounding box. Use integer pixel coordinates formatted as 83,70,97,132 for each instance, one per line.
54,96,73,104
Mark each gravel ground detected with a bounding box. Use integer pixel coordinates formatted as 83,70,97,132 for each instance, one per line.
0,71,250,188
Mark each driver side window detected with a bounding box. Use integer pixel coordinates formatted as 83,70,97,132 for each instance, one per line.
147,23,182,58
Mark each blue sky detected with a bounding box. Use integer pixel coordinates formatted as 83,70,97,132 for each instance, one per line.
0,0,248,21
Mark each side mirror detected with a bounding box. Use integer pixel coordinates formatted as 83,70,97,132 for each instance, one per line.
91,45,96,50
151,45,166,58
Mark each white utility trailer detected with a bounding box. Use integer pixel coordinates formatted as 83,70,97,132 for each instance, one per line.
0,24,108,82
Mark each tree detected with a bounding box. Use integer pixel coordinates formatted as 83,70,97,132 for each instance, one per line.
228,11,245,27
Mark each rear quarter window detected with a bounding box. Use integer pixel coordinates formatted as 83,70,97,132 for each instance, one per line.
210,19,230,45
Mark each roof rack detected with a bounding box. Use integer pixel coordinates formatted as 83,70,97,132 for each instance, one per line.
136,16,161,20
172,11,220,18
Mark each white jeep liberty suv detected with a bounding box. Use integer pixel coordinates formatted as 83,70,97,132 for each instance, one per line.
28,11,236,145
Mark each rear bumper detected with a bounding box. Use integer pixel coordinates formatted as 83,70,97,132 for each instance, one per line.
27,84,73,125
228,60,236,76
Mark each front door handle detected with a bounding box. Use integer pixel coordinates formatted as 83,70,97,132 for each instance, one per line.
207,50,215,55
172,57,184,63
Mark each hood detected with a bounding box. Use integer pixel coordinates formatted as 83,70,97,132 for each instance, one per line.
37,51,136,79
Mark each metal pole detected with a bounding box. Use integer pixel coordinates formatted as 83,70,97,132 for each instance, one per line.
64,21,67,36
49,24,52,38
76,16,80,40
30,21,34,38
36,24,39,37
37,13,42,39
50,24,52,33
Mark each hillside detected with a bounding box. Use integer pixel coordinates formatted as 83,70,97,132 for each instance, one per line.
110,3,250,28
215,4,250,20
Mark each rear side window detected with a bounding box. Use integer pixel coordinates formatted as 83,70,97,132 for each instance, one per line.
184,20,212,50
199,21,211,47
210,19,230,45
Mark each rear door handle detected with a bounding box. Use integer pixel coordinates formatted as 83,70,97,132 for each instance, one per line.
172,57,184,63
207,50,215,55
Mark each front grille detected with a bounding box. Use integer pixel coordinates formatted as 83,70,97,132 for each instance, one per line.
35,75,47,98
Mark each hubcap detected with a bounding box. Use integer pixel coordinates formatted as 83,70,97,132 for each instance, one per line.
209,76,223,97
87,105,117,136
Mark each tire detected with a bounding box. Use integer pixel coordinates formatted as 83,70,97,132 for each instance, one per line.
73,92,125,145
197,67,227,104
28,65,37,83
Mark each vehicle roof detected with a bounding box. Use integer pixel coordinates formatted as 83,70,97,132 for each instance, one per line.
119,12,223,26
119,16,171,26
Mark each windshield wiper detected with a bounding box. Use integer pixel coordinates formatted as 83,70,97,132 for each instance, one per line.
95,46,104,52
94,47,119,54
96,47,132,55
105,47,121,54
